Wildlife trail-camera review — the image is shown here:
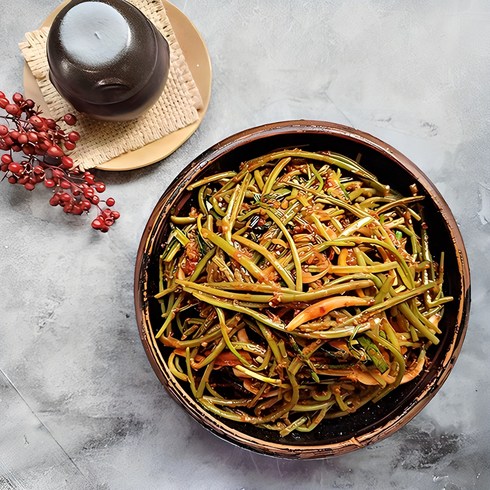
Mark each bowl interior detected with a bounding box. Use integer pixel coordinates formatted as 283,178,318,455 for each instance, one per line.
135,121,470,458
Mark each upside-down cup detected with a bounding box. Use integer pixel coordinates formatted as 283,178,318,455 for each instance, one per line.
47,0,170,121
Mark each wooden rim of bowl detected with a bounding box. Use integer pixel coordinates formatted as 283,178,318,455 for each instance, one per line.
134,120,471,459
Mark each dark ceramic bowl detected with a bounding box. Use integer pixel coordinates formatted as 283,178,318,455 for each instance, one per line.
47,0,170,121
134,121,470,459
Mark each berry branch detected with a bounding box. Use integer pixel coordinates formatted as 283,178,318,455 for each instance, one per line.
0,91,119,232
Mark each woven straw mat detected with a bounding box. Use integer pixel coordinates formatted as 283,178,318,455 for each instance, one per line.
19,0,203,170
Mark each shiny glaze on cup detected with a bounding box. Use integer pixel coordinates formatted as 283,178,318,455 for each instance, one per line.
47,0,170,121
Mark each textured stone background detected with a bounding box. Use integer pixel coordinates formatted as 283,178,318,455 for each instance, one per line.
0,1,489,489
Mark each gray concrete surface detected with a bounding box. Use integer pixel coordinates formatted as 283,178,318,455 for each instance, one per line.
1,1,489,489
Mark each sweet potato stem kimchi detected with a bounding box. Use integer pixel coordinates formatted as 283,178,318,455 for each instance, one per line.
155,149,452,436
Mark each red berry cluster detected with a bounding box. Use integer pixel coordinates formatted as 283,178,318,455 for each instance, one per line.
0,91,119,232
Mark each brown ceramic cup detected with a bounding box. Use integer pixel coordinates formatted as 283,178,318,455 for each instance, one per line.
134,121,471,459
47,0,170,121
